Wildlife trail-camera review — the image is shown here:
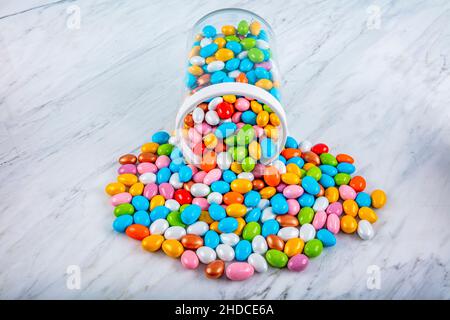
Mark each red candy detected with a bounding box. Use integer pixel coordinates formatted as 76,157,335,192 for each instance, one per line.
311,143,329,155
216,102,234,119
349,176,366,192
174,189,193,205
126,224,150,240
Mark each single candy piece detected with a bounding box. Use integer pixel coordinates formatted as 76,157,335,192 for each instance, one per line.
142,234,164,252
205,260,225,279
287,254,309,272
357,220,375,240
181,250,200,269
226,262,254,281
265,249,288,268
304,239,323,258
316,229,336,247
341,215,358,233
180,204,201,225
371,189,387,208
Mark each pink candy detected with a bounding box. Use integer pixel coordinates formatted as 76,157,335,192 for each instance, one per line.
203,168,222,185
155,155,170,169
339,185,356,200
118,164,137,175
137,162,158,174
159,183,174,200
287,199,300,215
225,262,254,281
181,250,199,269
327,213,340,234
283,185,304,199
234,97,250,111
326,202,343,216
110,192,132,206
193,171,207,183
231,112,242,123
143,183,158,199
312,210,327,229
287,254,309,272
192,197,209,210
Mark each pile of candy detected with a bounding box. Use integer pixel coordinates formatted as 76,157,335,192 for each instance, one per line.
105,129,387,280
186,20,280,100
181,94,281,165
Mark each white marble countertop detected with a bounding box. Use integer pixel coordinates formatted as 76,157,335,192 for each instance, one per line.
1,0,449,299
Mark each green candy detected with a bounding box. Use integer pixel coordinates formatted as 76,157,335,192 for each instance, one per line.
114,203,134,217
248,48,264,63
320,153,338,166
240,37,256,50
225,35,240,42
167,211,186,227
224,135,237,146
334,173,351,185
241,157,256,172
299,169,306,178
179,204,189,212
229,146,247,162
263,104,272,113
157,143,173,156
242,222,261,241
306,166,322,181
298,207,314,225
265,249,288,268
304,239,323,258
237,20,249,35
236,124,255,145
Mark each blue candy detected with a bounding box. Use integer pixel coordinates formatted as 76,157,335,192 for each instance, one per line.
222,76,234,83
133,210,150,227
278,155,287,164
299,193,315,207
204,230,220,249
258,30,269,41
355,192,372,207
246,70,257,84
244,191,261,207
241,111,257,125
215,122,237,139
317,229,336,247
302,176,320,195
202,25,216,38
218,217,239,233
254,67,270,79
320,165,338,177
226,41,242,54
211,70,227,84
157,167,171,184
261,138,276,159
150,206,170,221
199,43,218,57
169,157,184,173
235,240,252,261
285,136,298,149
131,195,149,211
270,194,288,214
245,208,262,223
337,162,356,174
152,131,170,144
270,87,281,100
211,180,231,193
186,73,196,88
239,58,254,72
112,215,133,233
178,165,193,183
180,204,201,225
262,219,280,237
170,148,183,160
225,58,240,71
287,156,304,168
209,203,226,221
319,174,335,188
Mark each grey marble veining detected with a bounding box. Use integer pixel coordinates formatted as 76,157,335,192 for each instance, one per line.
0,0,449,299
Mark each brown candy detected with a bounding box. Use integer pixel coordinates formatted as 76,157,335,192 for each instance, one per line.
205,260,225,279
276,215,299,227
180,234,203,250
252,179,265,191
302,151,320,166
266,235,285,251
184,114,194,127
119,154,137,165
138,152,157,163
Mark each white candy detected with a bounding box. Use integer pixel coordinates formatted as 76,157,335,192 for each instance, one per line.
190,183,210,197
313,196,329,212
205,110,220,126
196,246,217,264
216,244,235,261
257,199,270,210
248,253,268,273
169,173,183,189
299,223,316,241
261,207,276,223
207,192,223,204
207,60,225,73
192,107,205,124
228,70,241,78
237,172,254,181
168,136,178,145
200,37,212,47
189,55,205,66
220,233,240,247
208,97,223,110
237,51,248,59
139,172,156,184
277,227,300,241
299,140,312,152
251,235,268,254
165,199,180,212
149,219,169,235
256,39,269,50
164,226,186,240
357,220,375,240
272,160,286,174
187,221,209,236
217,152,232,170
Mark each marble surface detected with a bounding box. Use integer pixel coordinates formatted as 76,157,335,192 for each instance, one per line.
1,0,449,300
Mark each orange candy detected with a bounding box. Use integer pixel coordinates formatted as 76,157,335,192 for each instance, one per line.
223,192,244,205
126,224,150,240
236,73,248,83
281,148,301,160
349,176,366,192
263,166,281,187
336,153,354,164
201,151,217,172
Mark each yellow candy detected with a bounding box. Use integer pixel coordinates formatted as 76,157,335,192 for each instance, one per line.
269,113,281,126
230,179,253,194
214,37,226,48
255,79,273,90
281,172,300,185
264,125,278,140
234,218,246,236
189,45,200,58
260,186,276,199
142,235,164,252
286,163,301,177
223,95,236,103
371,189,387,209
129,182,144,196
203,133,218,149
250,100,263,113
188,65,203,76
199,210,214,224
358,207,378,223
341,215,358,234
222,25,236,36
250,21,261,36
162,239,184,258
117,173,138,187
248,141,261,160
141,142,159,154
226,203,247,218
303,163,316,171
284,238,304,257
205,56,216,64
105,182,126,196
256,111,269,126
210,221,220,233
325,187,339,203
150,195,165,210
343,199,359,217
215,48,234,61
230,161,243,174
